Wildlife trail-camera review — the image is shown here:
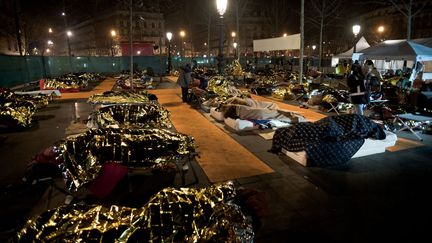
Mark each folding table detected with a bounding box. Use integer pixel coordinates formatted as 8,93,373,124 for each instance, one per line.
394,113,432,141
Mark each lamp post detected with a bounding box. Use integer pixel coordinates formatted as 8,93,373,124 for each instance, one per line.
166,32,173,73
352,24,361,53
180,30,185,57
233,42,238,59
110,30,116,56
62,12,72,56
377,25,385,42
216,0,228,75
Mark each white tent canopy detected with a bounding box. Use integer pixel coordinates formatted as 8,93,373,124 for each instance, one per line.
331,36,370,66
359,40,432,61
253,34,300,52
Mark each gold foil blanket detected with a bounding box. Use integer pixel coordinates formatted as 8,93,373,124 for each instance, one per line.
90,104,172,129
60,128,195,189
88,91,150,104
17,182,254,242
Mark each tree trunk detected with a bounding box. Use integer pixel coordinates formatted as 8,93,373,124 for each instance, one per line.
299,0,304,84
207,4,211,58
407,0,412,40
318,0,325,72
14,0,23,56
236,0,240,60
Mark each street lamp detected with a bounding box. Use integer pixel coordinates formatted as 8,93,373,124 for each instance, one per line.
216,0,228,75
179,30,186,57
110,30,117,56
166,31,173,73
377,25,385,42
377,25,384,33
48,28,53,33
231,31,236,38
352,24,361,53
233,42,238,59
283,33,288,37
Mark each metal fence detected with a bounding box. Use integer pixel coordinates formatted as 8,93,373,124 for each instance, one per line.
0,55,167,87
0,54,334,88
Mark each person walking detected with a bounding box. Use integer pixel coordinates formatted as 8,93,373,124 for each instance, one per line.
348,62,368,115
177,63,192,102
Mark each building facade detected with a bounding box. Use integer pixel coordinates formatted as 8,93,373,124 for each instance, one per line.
0,0,25,56
56,8,165,56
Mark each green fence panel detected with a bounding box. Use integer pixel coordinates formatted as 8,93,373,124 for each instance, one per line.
0,56,29,87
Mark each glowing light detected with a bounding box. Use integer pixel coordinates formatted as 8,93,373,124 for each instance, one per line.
216,0,228,16
352,25,361,37
378,26,385,33
166,32,173,41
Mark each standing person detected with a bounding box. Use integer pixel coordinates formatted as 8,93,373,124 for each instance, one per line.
177,63,192,102
348,63,367,115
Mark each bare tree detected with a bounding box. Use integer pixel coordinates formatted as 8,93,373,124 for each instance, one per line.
307,0,341,71
387,0,426,40
264,0,291,37
362,0,427,40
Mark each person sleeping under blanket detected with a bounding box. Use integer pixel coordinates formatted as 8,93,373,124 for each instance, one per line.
219,97,306,124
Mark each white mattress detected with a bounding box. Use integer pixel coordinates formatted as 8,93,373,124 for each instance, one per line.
224,117,259,131
282,131,398,166
210,108,225,122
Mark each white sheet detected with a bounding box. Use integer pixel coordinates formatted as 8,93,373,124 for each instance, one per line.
224,117,258,131
210,108,225,122
282,131,397,166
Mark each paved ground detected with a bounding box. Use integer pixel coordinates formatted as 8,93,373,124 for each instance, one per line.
1,78,432,242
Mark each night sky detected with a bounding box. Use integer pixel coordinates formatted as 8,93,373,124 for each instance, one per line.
14,0,396,50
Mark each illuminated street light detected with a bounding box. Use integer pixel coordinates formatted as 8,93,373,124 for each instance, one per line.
110,30,117,56
166,32,173,73
352,25,361,37
378,26,385,33
233,42,238,48
216,0,228,74
231,31,236,38
47,40,54,45
180,30,186,57
67,31,72,37
283,33,288,37
352,24,361,53
216,0,228,16
61,12,66,16
166,32,173,41
46,48,51,53
312,45,316,50
204,42,207,46
137,50,141,55
48,28,53,33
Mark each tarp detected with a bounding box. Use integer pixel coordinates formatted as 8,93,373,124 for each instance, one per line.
334,36,370,58
253,34,300,52
359,40,432,61
332,36,370,66
413,38,432,48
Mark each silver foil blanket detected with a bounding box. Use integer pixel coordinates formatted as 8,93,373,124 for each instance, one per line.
17,182,254,242
91,104,172,129
60,128,195,189
88,91,150,104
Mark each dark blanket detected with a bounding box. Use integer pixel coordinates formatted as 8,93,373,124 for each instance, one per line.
271,114,386,167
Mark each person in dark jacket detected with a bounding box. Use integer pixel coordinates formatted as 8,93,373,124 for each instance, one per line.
348,62,367,115
177,63,192,102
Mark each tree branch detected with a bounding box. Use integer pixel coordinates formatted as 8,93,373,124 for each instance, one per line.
388,0,408,17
